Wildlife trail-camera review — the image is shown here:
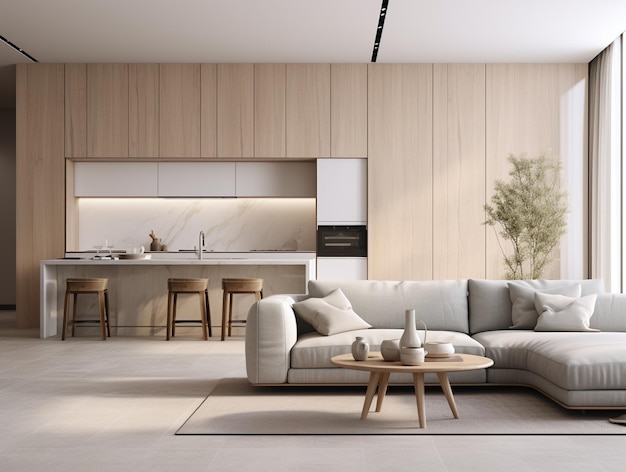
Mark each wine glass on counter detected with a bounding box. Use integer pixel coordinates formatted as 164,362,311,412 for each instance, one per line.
104,239,114,258
93,244,103,259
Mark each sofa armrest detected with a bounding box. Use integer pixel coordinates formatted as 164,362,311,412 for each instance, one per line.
245,294,303,384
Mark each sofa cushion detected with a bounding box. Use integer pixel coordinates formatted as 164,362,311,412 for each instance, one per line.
292,288,371,336
291,329,485,369
534,292,598,332
508,282,581,329
468,279,604,334
472,330,626,390
308,279,469,333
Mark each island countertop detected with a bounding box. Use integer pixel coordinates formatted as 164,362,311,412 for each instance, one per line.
41,253,316,339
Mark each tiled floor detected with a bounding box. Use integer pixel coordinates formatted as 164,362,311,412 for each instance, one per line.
0,310,624,472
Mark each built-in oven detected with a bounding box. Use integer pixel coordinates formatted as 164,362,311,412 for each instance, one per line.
317,225,367,257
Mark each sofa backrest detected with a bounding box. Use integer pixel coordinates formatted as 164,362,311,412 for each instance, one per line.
308,279,469,333
592,293,626,331
468,279,605,334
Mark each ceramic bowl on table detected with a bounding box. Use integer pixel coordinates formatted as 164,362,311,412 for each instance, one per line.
424,342,455,358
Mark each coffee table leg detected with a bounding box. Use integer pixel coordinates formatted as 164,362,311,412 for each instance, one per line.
437,372,459,419
361,371,381,419
412,372,426,428
375,372,391,412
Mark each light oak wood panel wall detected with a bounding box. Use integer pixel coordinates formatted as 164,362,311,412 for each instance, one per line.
368,64,434,280
255,64,286,157
286,64,331,158
16,64,65,328
433,64,486,279
200,64,217,158
485,64,588,279
87,64,129,158
331,64,368,158
217,64,254,158
159,64,200,158
129,64,159,158
64,64,86,158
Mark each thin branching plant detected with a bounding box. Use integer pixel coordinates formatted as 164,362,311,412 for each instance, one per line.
484,154,568,279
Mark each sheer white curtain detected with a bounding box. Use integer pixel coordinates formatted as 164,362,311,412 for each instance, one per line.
588,37,622,292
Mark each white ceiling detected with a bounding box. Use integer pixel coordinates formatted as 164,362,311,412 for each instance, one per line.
1,0,625,108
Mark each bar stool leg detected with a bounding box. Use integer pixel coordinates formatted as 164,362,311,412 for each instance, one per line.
198,290,208,340
205,289,212,338
62,290,71,340
71,292,79,337
221,290,229,341
228,294,235,337
104,290,111,337
166,290,173,340
172,293,178,337
97,290,106,340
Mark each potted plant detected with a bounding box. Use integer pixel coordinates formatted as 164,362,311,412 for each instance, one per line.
484,154,568,280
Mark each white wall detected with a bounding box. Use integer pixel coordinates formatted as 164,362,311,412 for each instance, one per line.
0,109,16,305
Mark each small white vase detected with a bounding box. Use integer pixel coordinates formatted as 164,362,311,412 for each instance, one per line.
399,309,427,348
351,336,369,361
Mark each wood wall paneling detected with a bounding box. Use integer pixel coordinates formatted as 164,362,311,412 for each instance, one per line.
16,64,65,328
286,64,331,158
255,64,286,158
200,64,217,158
64,64,86,157
367,64,433,280
87,64,129,158
217,64,254,158
432,64,486,279
159,64,201,158
485,64,588,279
129,64,159,158
331,64,368,158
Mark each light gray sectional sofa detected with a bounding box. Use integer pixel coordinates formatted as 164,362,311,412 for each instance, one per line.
245,278,626,409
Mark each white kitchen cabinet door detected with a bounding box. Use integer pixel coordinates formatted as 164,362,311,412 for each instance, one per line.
316,158,367,224
158,162,236,197
235,161,316,197
74,162,158,196
317,257,367,280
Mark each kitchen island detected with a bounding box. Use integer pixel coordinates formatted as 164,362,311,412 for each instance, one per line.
40,252,316,338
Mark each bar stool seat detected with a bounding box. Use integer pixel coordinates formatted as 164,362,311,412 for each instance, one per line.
62,278,111,341
221,277,263,341
167,278,211,340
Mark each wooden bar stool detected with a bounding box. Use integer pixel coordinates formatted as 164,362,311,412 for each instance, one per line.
221,277,263,341
62,278,111,341
167,278,211,340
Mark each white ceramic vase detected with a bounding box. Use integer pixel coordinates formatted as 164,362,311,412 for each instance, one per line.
399,309,427,348
351,336,369,361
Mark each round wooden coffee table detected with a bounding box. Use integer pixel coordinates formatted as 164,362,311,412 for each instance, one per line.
331,352,493,428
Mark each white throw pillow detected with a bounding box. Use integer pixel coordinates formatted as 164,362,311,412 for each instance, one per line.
508,283,582,329
533,292,599,332
292,288,371,336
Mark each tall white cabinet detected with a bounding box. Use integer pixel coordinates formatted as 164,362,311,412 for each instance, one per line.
316,158,367,280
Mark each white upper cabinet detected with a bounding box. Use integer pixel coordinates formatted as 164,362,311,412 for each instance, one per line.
158,162,236,197
74,162,158,196
316,158,367,224
236,162,316,197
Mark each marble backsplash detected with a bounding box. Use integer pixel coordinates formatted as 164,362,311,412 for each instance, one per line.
74,198,316,252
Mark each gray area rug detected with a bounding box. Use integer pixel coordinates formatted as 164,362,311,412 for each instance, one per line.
177,378,626,435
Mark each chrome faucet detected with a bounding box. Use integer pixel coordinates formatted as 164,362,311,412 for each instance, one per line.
198,231,205,260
